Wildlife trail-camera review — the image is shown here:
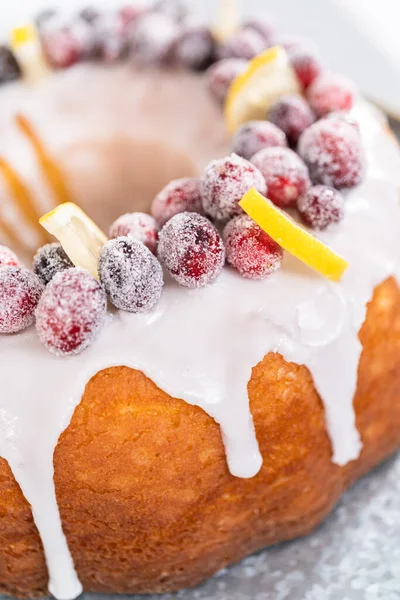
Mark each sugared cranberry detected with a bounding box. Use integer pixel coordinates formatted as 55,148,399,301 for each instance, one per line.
251,147,310,208
268,95,315,146
306,73,356,117
326,110,360,132
175,26,215,71
242,18,276,45
153,0,188,22
232,120,287,160
79,7,101,24
33,243,73,285
151,178,203,226
224,214,283,280
289,49,323,91
0,46,21,84
298,117,364,188
99,237,164,312
94,12,128,62
42,27,82,69
131,12,180,64
219,28,266,61
297,185,344,230
158,212,225,288
0,267,44,334
119,4,146,28
36,268,106,356
202,154,267,222
206,58,248,103
0,245,19,267
109,213,159,255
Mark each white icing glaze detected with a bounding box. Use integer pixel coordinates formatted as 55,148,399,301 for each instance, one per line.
0,102,400,599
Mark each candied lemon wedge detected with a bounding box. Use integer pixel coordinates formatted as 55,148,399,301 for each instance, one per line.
239,188,348,281
39,203,108,278
225,46,300,134
213,0,240,43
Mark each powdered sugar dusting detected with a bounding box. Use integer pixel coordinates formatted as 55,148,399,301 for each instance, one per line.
109,213,159,255
131,12,181,64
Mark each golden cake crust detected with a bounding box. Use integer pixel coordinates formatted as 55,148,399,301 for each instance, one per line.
1,277,400,598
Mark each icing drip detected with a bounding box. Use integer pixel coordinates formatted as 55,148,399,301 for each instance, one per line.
0,103,400,599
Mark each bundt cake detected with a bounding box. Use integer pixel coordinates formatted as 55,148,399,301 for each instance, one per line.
0,2,400,599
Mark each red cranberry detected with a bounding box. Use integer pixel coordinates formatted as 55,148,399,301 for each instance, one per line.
42,28,81,69
298,117,364,188
268,95,315,146
131,12,180,64
0,46,21,84
0,245,19,267
289,49,323,91
219,28,266,61
152,178,203,226
251,147,310,208
224,214,283,280
297,185,344,230
0,267,44,334
232,120,287,160
158,212,225,288
175,25,216,71
326,110,360,132
36,268,106,356
306,73,356,117
202,154,267,221
94,12,129,62
242,18,276,45
33,243,73,285
206,58,248,103
99,237,164,312
109,213,159,255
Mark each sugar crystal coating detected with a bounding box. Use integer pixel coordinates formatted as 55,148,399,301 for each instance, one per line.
175,25,216,71
232,120,287,161
33,242,74,285
131,12,180,64
0,267,44,334
306,73,356,117
152,178,204,226
206,58,248,104
289,49,323,91
251,147,310,208
36,267,107,356
109,213,159,255
298,117,364,188
218,28,266,61
0,245,19,267
158,212,225,288
99,237,164,312
268,95,315,146
298,185,344,230
202,153,267,221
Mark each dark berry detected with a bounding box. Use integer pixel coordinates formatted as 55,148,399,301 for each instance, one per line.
224,215,283,280
0,267,44,334
0,46,21,84
268,95,315,146
206,58,248,103
232,120,287,160
251,147,310,208
79,6,101,24
298,117,364,188
0,245,19,267
289,49,323,91
131,12,180,64
219,28,266,61
297,185,344,230
33,243,74,285
99,237,164,312
35,268,106,356
202,154,267,221
175,26,216,71
109,213,159,255
158,212,225,288
306,73,356,117
151,178,203,226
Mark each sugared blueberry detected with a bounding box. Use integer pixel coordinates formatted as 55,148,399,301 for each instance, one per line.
151,178,203,226
33,242,74,285
268,95,315,146
158,212,225,288
0,245,19,267
251,147,310,208
35,267,106,356
306,73,356,117
99,237,164,312
289,49,323,91
109,212,159,255
218,28,266,61
202,154,267,221
206,58,248,103
232,120,287,160
223,214,283,279
0,267,44,334
175,25,215,71
0,46,21,84
297,185,344,230
130,12,180,64
298,117,364,188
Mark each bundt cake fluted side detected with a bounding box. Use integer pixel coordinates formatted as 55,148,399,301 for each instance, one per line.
0,277,399,599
